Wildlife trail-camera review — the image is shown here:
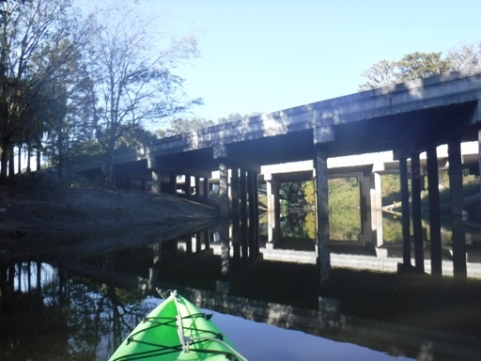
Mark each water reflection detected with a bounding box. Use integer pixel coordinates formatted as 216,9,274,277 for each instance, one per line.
0,261,417,361
2,234,481,361
265,206,481,265
2,208,481,360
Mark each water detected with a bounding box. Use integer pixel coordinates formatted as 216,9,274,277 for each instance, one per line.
0,263,413,361
1,210,481,360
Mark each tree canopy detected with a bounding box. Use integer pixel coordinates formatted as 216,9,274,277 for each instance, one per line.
359,43,481,90
0,0,201,183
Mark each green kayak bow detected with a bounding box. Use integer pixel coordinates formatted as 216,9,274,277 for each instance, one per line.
108,290,247,361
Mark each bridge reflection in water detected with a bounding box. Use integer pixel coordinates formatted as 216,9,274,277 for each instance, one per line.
4,214,479,360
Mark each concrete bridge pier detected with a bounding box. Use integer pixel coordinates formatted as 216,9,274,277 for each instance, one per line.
426,146,442,276
239,167,249,261
183,175,192,196
359,173,373,246
370,171,384,248
230,167,241,261
166,171,177,195
399,157,412,269
218,161,229,218
314,146,331,285
247,170,260,258
448,139,467,280
411,152,425,273
264,173,281,248
212,149,260,261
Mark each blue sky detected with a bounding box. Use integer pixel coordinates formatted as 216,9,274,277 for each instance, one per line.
144,0,481,121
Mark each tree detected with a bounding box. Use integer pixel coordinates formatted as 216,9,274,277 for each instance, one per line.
359,52,450,90
302,180,316,206
0,0,88,180
85,1,201,185
157,117,215,137
40,28,96,177
445,42,481,70
217,112,262,124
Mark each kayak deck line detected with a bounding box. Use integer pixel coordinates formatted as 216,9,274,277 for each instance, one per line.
108,290,248,361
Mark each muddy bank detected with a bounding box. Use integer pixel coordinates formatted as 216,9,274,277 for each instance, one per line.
0,172,219,263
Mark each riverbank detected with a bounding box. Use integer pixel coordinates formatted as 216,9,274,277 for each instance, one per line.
0,172,219,264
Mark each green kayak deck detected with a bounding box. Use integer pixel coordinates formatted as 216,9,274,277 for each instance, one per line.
108,291,247,361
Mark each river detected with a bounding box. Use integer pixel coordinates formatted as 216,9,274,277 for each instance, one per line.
1,210,481,360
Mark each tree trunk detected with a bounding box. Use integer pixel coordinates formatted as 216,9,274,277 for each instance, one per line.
104,152,114,186
8,148,14,177
0,150,8,181
57,132,64,179
36,150,41,171
17,145,21,174
0,136,11,181
27,144,31,173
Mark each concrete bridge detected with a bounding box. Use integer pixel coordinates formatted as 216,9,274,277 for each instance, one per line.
75,68,481,283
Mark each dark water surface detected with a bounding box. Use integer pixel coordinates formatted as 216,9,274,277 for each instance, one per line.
1,216,481,360
1,263,415,361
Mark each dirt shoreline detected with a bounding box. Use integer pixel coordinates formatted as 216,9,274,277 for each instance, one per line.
0,172,220,264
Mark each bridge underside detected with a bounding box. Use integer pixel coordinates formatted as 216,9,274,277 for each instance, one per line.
74,70,481,284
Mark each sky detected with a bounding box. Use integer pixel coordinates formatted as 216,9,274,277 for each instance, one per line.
134,0,481,121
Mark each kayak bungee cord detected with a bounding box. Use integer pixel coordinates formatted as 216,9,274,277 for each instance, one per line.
109,290,248,360
172,290,248,361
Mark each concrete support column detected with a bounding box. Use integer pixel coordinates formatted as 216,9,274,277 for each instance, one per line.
203,177,210,197
219,220,231,277
184,175,192,196
195,176,200,196
153,243,162,265
218,162,229,218
169,171,177,195
399,157,412,267
359,173,373,245
231,167,241,261
151,169,161,194
247,170,260,258
265,174,281,246
314,146,330,285
186,234,192,255
448,139,467,280
239,168,248,261
411,152,425,273
426,146,442,276
371,172,384,248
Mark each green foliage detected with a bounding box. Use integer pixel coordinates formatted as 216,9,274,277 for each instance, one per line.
217,112,261,124
359,40,481,91
302,180,316,206
381,174,402,205
157,117,215,137
328,177,360,208
280,182,303,205
330,208,361,241
303,211,317,240
382,213,404,243
359,52,450,90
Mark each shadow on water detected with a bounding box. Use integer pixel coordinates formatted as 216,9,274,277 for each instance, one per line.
1,215,481,360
